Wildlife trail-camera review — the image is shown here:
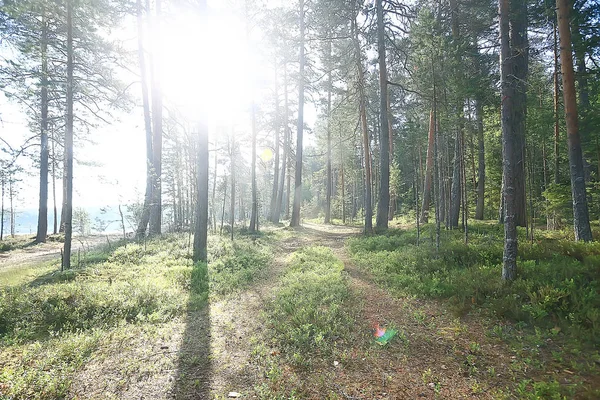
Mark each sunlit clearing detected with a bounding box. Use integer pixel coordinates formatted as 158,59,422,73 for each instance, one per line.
158,5,258,124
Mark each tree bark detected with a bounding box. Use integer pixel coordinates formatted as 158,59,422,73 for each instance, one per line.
549,21,560,231
420,109,435,223
148,0,163,236
1,176,4,241
556,0,593,242
220,176,227,236
449,130,462,228
9,179,14,237
136,0,154,238
340,128,346,224
211,141,218,232
448,0,462,230
36,17,49,243
375,0,390,231
193,120,209,263
249,101,259,231
325,40,332,224
230,135,236,240
553,20,560,186
475,98,485,219
290,0,305,228
387,92,395,221
270,65,280,223
500,0,517,281
63,0,74,270
51,132,57,234
511,0,528,228
352,10,372,233
275,62,289,223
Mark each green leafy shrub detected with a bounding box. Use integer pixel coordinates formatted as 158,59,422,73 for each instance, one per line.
348,226,600,339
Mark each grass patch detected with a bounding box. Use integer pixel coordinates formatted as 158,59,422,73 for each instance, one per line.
0,232,272,399
0,261,58,289
267,246,353,366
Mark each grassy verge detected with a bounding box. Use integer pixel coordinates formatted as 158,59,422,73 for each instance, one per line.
0,233,271,399
254,246,359,398
347,221,600,398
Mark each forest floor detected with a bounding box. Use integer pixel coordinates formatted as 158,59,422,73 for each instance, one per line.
1,223,598,399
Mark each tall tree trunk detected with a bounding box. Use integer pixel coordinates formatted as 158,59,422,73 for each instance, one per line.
118,205,126,239
220,176,227,236
448,0,462,230
51,131,58,234
193,119,209,262
556,0,593,242
325,41,333,224
387,92,395,221
270,65,280,223
500,0,517,281
340,129,346,224
9,179,14,237
437,120,446,225
352,11,372,233
149,0,163,236
449,130,462,228
63,0,74,269
475,98,485,220
136,0,154,238
249,101,259,231
211,142,218,232
433,83,441,253
275,63,289,223
290,0,305,228
553,21,560,186
461,127,468,243
230,135,236,240
414,153,420,244
36,17,49,243
420,109,435,223
511,0,528,228
248,0,259,231
1,177,4,241
375,0,390,231
286,145,291,220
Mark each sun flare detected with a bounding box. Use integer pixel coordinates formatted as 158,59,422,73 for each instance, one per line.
157,5,262,126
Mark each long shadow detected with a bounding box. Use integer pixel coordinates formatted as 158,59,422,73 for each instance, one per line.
173,261,212,399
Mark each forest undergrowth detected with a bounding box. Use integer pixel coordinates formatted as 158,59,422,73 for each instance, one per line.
0,222,599,399
0,232,272,399
346,220,600,398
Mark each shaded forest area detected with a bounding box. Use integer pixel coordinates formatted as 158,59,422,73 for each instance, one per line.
1,0,600,398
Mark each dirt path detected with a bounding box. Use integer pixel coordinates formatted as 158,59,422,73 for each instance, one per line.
67,226,336,399
251,223,515,399
0,235,119,270
67,224,526,399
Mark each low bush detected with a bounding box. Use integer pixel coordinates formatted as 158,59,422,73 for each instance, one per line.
348,225,600,340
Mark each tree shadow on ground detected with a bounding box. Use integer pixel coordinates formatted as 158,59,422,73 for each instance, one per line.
172,262,212,399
